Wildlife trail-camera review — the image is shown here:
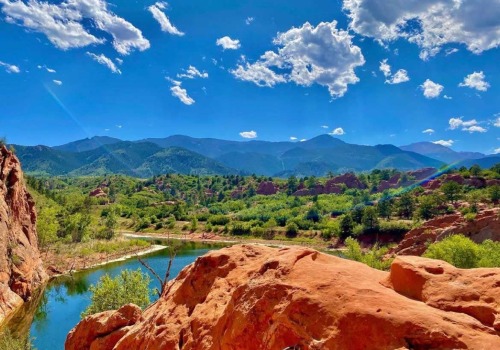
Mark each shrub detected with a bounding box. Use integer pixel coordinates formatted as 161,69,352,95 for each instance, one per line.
230,222,251,236
208,215,230,226
424,235,500,268
464,212,477,222
285,222,299,238
378,220,411,235
81,269,152,318
262,228,275,240
0,329,32,350
424,235,478,268
251,226,265,237
343,237,392,270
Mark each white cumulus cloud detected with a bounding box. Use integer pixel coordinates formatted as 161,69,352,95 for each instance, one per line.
290,136,297,141
433,140,454,147
177,65,208,79
449,117,477,130
458,71,490,91
245,17,254,25
0,0,150,55
494,148,500,154
422,129,435,134
239,130,257,139
379,59,410,84
463,125,487,133
216,36,241,50
53,79,62,85
86,52,121,74
148,2,184,36
421,79,443,98
0,60,20,73
448,117,487,133
343,0,500,60
170,85,194,105
494,117,500,127
230,21,365,98
330,127,345,136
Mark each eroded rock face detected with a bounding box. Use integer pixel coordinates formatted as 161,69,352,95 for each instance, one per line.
390,208,500,256
66,245,500,350
0,146,47,324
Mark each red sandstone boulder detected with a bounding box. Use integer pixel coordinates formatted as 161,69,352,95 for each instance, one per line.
256,181,279,195
384,256,500,331
66,304,142,350
66,245,500,350
0,146,47,324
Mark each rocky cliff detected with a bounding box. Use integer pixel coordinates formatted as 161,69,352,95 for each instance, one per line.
390,208,500,256
0,145,47,324
66,244,500,350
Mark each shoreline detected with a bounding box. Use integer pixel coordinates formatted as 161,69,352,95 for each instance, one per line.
121,232,335,251
49,244,168,278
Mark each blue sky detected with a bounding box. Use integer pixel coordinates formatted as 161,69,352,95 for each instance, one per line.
0,0,499,154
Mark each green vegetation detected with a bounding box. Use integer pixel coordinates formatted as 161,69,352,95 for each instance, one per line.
342,237,392,270
26,163,500,271
424,235,500,268
0,329,32,350
81,269,152,318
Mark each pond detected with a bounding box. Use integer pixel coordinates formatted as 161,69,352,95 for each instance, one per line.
7,240,228,350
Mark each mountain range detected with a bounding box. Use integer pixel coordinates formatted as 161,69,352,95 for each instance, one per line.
11,135,499,177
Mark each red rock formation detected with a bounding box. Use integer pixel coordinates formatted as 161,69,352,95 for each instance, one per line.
0,146,47,324
390,208,500,256
324,179,343,194
89,188,107,198
423,179,441,190
256,181,279,195
465,176,487,188
408,167,437,181
443,173,465,184
330,172,366,189
66,245,500,350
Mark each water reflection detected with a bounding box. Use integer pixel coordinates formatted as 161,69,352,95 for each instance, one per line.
7,240,228,350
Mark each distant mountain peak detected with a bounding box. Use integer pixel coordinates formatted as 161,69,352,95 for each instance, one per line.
400,142,485,164
54,136,122,153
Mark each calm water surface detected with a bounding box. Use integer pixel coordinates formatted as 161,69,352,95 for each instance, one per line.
10,241,227,350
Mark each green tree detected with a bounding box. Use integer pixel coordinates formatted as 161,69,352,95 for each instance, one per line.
397,193,415,219
286,176,298,195
469,164,481,176
489,185,500,204
417,195,440,220
81,269,152,318
441,181,462,203
351,205,365,224
305,208,321,222
37,206,60,248
362,206,379,231
339,214,354,239
377,197,393,219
